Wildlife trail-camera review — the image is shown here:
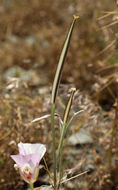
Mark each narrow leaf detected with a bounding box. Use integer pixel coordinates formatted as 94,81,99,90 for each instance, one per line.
32,113,61,123
51,16,79,104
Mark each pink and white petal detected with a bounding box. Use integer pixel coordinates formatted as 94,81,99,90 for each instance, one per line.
18,142,31,155
32,167,40,182
29,144,46,158
29,154,44,166
11,154,34,167
31,144,46,157
19,166,39,184
11,153,46,168
18,142,46,156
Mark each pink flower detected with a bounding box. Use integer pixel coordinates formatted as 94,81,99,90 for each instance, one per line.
11,142,46,184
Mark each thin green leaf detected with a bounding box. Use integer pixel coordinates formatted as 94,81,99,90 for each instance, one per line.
51,16,79,104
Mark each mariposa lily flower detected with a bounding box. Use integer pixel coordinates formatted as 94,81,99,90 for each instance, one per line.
11,142,46,184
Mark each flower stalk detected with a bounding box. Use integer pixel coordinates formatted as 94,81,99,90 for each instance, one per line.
30,183,34,190
51,103,57,190
50,16,79,190
51,16,79,190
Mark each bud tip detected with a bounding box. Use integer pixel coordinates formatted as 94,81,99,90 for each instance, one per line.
73,15,79,20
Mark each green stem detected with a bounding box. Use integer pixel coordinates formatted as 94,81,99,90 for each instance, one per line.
30,184,34,190
57,88,76,189
58,122,66,185
51,103,57,190
43,157,53,184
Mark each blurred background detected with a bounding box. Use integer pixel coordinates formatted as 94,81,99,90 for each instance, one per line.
0,0,118,189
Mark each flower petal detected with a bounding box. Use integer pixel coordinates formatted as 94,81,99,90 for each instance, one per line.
20,164,39,184
11,153,46,168
11,155,31,167
18,142,46,156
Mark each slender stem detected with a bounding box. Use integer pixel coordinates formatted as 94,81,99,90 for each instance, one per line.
57,88,76,189
30,184,34,190
43,157,53,186
51,103,57,190
58,122,66,185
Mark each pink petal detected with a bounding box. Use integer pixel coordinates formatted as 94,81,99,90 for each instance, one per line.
11,154,45,168
11,154,32,167
29,154,44,166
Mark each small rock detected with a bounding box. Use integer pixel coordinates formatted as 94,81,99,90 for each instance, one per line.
4,66,40,85
67,129,93,146
25,36,36,46
35,185,53,190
